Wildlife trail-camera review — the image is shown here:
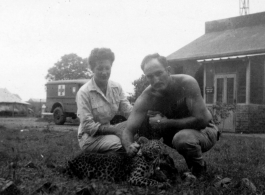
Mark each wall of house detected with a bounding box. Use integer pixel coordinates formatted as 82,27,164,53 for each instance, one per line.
248,104,265,133
205,56,265,106
205,63,215,104
236,104,265,133
171,57,265,133
204,59,247,104
250,56,265,104
235,105,249,133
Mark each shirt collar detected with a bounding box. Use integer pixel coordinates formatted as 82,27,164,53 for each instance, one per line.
87,77,99,92
87,77,118,103
88,77,116,92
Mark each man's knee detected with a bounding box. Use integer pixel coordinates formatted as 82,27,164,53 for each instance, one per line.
172,129,198,153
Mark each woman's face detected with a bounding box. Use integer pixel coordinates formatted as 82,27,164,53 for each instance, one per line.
92,59,112,86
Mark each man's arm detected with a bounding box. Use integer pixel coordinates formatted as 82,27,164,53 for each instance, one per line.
118,84,133,119
121,94,150,155
185,76,212,128
155,76,212,133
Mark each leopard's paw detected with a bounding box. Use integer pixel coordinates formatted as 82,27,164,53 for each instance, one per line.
158,182,171,189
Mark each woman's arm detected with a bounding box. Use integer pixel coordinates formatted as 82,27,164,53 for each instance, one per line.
77,88,126,138
76,90,102,137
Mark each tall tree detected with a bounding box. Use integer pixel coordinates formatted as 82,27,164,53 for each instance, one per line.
46,53,93,81
129,74,149,103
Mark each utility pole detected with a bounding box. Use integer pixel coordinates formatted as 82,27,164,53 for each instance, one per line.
239,0,249,15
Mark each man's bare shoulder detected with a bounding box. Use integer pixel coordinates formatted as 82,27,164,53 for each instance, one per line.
133,86,155,110
171,74,195,81
171,74,201,99
138,85,154,100
171,74,197,87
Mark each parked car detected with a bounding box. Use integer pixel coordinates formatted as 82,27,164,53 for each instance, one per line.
45,79,89,125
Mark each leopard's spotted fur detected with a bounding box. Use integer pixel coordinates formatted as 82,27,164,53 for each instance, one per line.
65,137,177,188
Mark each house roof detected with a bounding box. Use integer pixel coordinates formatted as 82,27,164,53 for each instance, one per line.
0,88,28,104
13,94,22,100
167,12,265,62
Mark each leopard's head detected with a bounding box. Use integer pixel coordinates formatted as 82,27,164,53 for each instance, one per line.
137,136,166,161
137,136,178,183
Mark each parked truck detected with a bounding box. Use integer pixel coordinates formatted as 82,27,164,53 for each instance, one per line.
45,79,89,125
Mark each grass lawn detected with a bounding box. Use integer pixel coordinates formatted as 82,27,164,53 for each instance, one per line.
0,125,264,195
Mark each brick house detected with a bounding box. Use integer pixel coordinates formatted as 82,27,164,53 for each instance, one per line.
167,12,265,133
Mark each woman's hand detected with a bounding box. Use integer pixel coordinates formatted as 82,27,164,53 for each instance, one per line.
96,125,122,137
114,126,124,139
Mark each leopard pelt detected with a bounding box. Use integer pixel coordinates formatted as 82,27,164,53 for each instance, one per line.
64,137,177,188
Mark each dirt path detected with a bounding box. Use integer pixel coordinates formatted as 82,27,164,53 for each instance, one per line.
1,117,265,139
0,117,78,132
222,132,265,139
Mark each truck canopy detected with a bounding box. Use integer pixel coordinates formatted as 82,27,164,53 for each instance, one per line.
46,79,89,85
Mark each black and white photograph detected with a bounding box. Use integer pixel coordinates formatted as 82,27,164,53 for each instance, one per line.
0,0,265,194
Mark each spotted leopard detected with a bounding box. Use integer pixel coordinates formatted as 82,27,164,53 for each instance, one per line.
64,137,177,188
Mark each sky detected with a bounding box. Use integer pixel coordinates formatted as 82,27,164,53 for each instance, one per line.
1,0,265,101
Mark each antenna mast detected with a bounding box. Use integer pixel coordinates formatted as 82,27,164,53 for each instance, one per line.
239,0,249,15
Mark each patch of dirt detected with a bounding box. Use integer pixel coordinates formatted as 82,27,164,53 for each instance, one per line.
0,117,79,132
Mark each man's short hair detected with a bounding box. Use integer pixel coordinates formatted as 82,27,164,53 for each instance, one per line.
88,48,115,70
140,53,169,71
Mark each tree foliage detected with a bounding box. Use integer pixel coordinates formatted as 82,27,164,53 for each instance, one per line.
129,74,150,103
46,53,93,81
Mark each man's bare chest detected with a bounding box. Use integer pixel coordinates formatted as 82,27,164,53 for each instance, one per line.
150,96,189,119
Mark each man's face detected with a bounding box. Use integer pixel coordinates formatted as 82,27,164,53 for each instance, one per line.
143,59,170,92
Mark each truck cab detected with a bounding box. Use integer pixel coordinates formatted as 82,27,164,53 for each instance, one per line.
45,79,89,125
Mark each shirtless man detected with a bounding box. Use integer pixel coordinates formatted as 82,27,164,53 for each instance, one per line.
122,53,219,179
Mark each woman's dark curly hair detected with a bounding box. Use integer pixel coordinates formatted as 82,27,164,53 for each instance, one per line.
140,53,168,71
88,48,115,70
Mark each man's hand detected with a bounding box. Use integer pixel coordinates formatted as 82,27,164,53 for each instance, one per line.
127,142,140,157
148,112,167,130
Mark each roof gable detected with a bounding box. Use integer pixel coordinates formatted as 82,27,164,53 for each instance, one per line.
0,88,28,104
206,11,265,33
167,12,265,62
